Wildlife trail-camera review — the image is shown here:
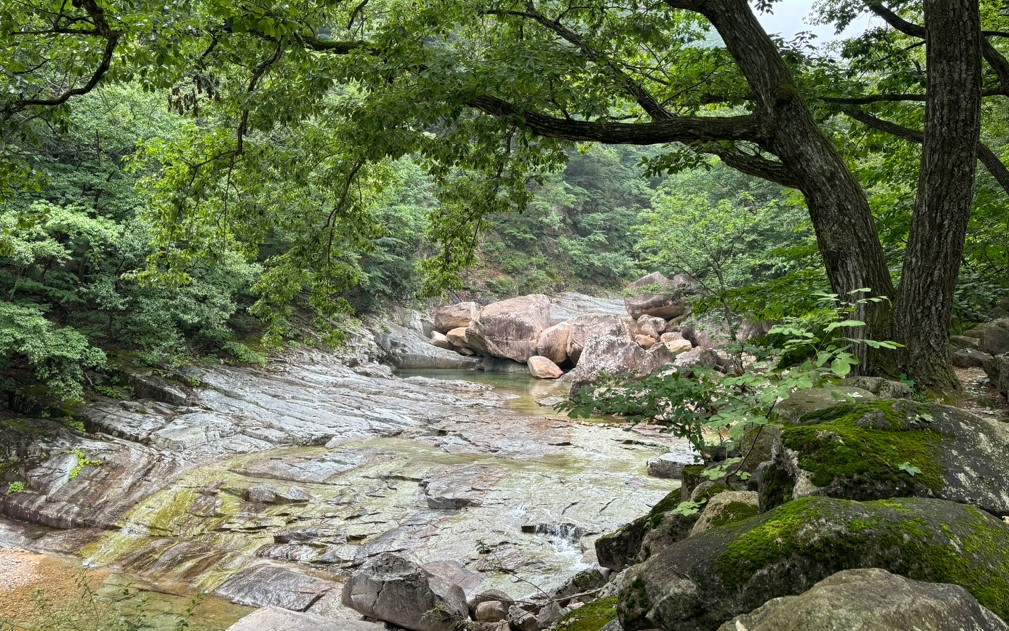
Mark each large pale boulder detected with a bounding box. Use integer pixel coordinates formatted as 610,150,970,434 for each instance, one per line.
660,331,692,354
342,553,468,631
620,496,1009,631
434,302,480,333
566,315,632,365
636,315,667,339
568,335,647,395
465,295,551,363
623,272,686,320
537,321,573,365
430,331,454,351
528,356,564,379
717,568,1009,631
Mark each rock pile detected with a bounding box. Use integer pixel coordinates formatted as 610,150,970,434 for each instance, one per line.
559,391,1009,631
428,273,732,386
341,553,611,631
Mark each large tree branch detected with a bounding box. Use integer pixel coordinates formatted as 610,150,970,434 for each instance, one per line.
705,144,800,188
844,107,1009,196
485,4,672,121
2,0,121,120
467,95,765,144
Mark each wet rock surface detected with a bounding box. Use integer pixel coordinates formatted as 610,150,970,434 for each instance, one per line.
0,343,684,628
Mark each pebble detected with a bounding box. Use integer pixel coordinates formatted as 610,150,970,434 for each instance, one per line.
0,547,41,592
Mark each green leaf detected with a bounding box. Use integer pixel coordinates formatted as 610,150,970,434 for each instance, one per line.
830,357,853,377
897,462,922,477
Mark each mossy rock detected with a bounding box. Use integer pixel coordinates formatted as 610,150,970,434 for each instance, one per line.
716,568,1008,631
761,400,1009,515
555,596,618,631
595,489,697,571
771,386,876,423
619,496,1009,631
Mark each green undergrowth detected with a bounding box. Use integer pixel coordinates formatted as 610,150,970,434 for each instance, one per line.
781,401,945,492
714,496,1009,619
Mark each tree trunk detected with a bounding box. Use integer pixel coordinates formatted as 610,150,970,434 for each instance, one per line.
698,0,896,368
894,0,982,392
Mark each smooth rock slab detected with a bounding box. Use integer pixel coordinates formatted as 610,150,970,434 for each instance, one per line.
215,563,338,611
226,606,384,631
717,568,1009,631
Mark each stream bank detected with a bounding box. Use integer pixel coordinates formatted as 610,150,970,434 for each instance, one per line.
0,342,691,629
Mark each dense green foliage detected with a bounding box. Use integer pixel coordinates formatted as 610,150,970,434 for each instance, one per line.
2,0,1009,403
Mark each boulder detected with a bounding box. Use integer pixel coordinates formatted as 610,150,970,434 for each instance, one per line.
624,273,686,320
953,347,991,369
771,386,876,423
636,315,667,339
689,490,759,536
595,491,696,572
552,567,609,605
671,347,722,372
980,319,1009,356
619,496,1009,631
434,302,480,333
568,335,647,396
566,315,632,365
537,322,573,365
446,327,471,349
984,354,1009,398
845,376,914,400
376,323,480,370
465,295,552,363
634,334,657,349
679,325,714,349
951,335,981,349
342,553,468,631
554,596,620,631
717,568,1009,631
645,451,700,479
430,331,455,351
660,332,692,355
468,589,513,615
760,400,1009,516
528,356,564,379
475,600,509,622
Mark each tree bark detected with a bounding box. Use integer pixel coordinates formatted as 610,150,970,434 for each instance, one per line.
684,0,896,368
893,0,982,391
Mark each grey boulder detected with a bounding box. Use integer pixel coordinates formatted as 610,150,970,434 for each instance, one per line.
717,568,1008,631
342,552,468,631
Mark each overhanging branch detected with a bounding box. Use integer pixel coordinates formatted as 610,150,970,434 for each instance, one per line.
467,95,766,144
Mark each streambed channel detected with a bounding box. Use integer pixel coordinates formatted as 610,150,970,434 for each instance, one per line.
0,358,689,629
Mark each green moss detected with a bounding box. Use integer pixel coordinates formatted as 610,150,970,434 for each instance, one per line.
647,490,682,527
713,497,1009,620
617,577,651,628
556,596,618,631
707,501,759,529
780,401,945,494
